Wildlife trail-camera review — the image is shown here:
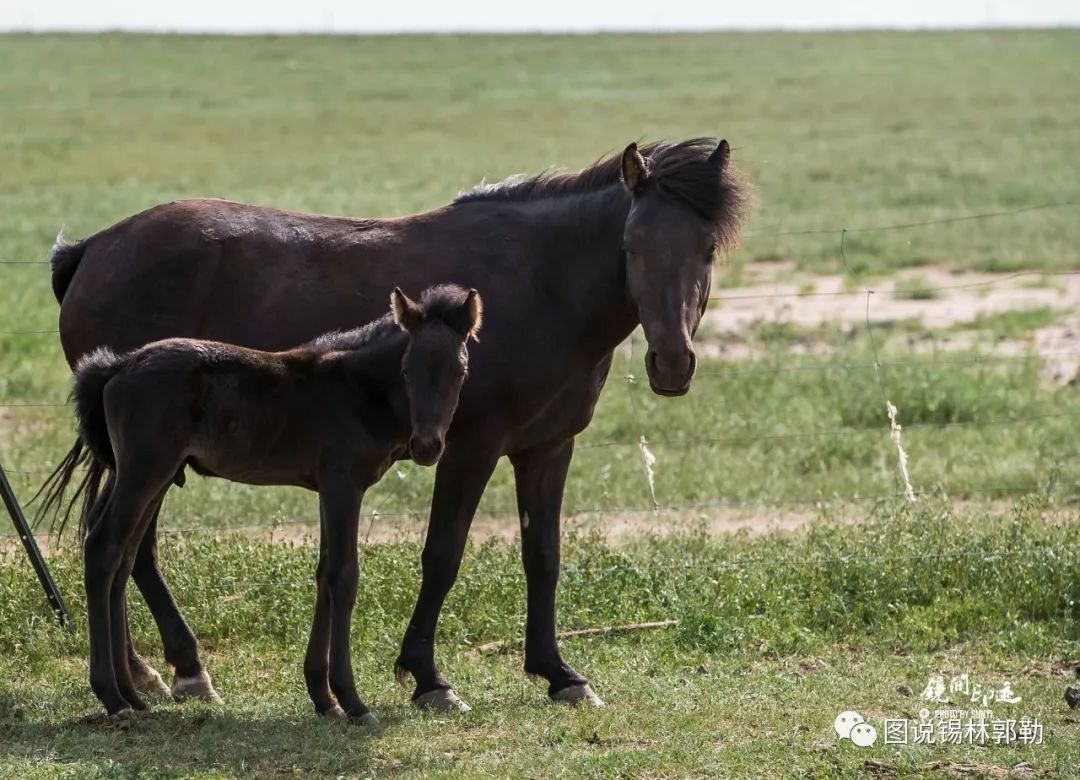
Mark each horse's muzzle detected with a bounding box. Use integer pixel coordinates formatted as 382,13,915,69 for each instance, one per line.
645,347,696,397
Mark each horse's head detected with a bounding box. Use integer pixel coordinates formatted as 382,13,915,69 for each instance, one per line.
620,139,748,396
390,284,482,466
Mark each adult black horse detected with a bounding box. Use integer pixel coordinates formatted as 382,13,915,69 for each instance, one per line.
44,138,749,712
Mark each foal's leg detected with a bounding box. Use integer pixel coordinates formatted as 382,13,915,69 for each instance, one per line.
83,475,168,698
129,507,219,702
319,474,374,724
109,536,150,711
395,447,500,712
84,473,166,716
511,439,602,706
123,499,173,698
304,509,339,716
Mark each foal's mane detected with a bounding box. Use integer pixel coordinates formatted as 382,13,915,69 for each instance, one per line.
308,284,472,351
454,138,751,249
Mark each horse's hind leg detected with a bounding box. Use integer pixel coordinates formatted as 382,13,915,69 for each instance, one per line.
107,485,179,712
84,472,164,716
129,504,219,702
86,475,172,699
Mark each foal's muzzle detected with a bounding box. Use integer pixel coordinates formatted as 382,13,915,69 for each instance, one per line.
409,435,445,467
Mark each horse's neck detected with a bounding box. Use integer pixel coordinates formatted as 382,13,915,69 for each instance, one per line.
527,186,639,358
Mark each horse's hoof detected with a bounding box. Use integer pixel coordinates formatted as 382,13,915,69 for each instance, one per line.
321,704,347,718
551,683,605,707
171,670,222,703
131,666,171,699
413,688,472,713
354,711,379,727
107,707,135,723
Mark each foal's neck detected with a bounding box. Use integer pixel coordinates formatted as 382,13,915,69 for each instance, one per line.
338,330,410,424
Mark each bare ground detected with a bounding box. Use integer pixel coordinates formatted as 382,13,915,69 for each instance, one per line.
701,265,1080,383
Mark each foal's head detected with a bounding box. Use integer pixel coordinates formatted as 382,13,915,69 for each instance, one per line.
390,284,483,466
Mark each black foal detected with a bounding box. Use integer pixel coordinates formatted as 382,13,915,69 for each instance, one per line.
73,284,482,720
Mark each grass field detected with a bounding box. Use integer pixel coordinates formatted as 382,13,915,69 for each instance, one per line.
2,505,1079,778
1,30,1079,778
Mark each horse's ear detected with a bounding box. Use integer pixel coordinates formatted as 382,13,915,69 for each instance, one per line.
620,142,649,194
708,139,730,171
390,287,422,331
463,289,483,342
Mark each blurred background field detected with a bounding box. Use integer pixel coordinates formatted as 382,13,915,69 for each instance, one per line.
2,30,1079,531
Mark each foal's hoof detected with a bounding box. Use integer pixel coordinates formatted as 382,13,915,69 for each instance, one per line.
413,688,472,713
131,665,171,699
551,683,605,707
171,670,222,703
322,704,347,718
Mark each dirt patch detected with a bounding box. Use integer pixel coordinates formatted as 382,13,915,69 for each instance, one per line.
702,265,1080,383
3,504,855,555
169,504,849,549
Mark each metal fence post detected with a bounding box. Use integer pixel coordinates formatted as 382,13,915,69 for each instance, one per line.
0,461,74,630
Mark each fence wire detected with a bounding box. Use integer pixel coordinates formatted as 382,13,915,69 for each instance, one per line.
1,198,1079,546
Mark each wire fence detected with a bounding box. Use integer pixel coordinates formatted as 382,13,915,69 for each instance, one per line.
1,200,1079,546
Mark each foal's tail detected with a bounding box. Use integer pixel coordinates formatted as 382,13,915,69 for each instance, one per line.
72,347,126,472
33,347,127,541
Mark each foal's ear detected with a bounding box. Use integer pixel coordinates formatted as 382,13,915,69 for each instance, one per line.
390,287,423,331
708,139,730,171
620,142,650,195
460,289,483,342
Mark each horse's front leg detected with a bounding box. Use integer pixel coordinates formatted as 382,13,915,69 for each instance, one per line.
394,445,500,712
316,471,375,724
511,439,603,706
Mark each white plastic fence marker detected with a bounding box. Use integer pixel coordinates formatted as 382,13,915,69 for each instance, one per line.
886,401,916,503
639,435,658,512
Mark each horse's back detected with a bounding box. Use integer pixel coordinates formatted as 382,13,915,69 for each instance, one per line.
57,199,395,366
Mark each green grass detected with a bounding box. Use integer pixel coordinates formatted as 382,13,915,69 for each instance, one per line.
2,30,1080,778
966,307,1066,341
2,502,1079,778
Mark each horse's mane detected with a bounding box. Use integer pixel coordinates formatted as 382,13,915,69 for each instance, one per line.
454,138,751,250
308,284,472,351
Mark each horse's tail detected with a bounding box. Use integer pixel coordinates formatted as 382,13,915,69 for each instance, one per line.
32,437,91,540
34,348,127,541
49,229,88,305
